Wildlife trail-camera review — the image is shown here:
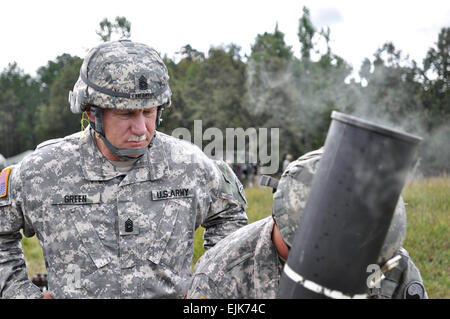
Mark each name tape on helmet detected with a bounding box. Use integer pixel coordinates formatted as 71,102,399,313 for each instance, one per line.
80,70,168,100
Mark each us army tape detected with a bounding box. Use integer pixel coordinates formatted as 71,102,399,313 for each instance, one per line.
283,263,368,299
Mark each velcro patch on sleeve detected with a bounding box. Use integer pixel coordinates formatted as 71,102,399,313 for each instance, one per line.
0,167,12,198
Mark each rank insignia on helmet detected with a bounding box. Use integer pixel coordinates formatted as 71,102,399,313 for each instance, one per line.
138,75,148,91
0,167,11,198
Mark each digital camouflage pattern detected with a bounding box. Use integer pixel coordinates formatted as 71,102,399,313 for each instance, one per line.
187,216,281,299
0,128,248,298
273,147,407,262
213,160,247,208
272,148,324,248
187,217,427,299
69,40,171,113
187,149,427,299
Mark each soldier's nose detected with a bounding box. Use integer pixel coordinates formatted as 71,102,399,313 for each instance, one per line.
130,113,148,135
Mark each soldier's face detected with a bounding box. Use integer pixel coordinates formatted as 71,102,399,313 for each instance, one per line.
102,107,157,154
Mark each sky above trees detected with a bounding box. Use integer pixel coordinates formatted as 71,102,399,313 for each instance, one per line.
1,0,449,80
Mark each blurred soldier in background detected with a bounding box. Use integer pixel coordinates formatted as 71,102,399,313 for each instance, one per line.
0,40,247,299
187,149,427,299
282,154,293,172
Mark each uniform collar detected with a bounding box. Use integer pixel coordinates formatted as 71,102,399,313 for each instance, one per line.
80,128,168,182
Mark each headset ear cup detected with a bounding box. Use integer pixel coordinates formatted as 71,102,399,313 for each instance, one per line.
156,106,164,128
69,88,87,114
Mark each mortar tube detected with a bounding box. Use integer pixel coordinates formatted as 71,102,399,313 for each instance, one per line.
277,111,422,299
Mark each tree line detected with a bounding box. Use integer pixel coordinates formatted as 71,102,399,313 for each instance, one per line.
0,9,448,176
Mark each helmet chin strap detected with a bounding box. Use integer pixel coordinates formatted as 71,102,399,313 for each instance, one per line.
88,106,150,161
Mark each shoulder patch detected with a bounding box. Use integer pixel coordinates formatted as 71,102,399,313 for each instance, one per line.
0,167,12,198
404,281,426,299
214,160,247,205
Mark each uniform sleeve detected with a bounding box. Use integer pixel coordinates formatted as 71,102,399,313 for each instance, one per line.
201,160,248,250
186,273,221,299
379,248,428,299
0,166,42,299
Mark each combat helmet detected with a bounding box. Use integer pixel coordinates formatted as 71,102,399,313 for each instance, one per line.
269,148,406,264
68,40,172,160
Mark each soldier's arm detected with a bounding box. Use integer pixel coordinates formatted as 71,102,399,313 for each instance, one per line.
186,273,221,299
390,248,428,299
380,248,428,299
0,167,42,299
201,160,248,250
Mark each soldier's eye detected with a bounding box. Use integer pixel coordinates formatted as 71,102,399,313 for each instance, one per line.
143,109,156,117
116,111,134,118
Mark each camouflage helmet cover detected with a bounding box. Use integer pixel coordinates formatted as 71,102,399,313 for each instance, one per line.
272,148,406,264
272,148,324,248
69,40,171,113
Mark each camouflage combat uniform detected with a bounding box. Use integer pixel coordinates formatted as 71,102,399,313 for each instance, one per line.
187,217,427,299
0,128,247,299
187,216,281,299
187,149,427,299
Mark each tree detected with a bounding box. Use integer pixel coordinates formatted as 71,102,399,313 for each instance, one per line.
37,53,82,105
160,45,205,134
195,44,247,129
96,16,131,42
0,63,42,157
245,25,300,163
351,39,449,176
34,58,83,143
421,27,449,129
298,6,316,61
419,27,450,175
176,44,205,62
354,42,425,130
162,44,247,135
246,24,294,120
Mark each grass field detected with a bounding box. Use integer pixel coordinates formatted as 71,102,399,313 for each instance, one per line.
401,176,449,298
21,177,448,298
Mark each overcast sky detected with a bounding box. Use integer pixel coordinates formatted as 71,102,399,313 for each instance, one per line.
1,0,449,79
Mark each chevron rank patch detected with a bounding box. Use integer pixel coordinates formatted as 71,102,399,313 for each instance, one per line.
0,167,11,198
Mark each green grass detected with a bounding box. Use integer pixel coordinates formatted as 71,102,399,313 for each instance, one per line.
21,233,46,277
401,176,450,299
20,179,448,298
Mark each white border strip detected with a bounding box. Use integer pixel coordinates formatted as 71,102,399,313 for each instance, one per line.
283,263,367,299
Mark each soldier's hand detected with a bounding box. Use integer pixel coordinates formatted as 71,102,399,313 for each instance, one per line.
40,292,54,299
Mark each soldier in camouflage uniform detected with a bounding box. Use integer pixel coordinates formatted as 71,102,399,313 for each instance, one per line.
187,148,427,299
0,40,247,299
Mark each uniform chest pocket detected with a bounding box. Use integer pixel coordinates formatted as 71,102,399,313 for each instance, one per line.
145,198,193,270
51,193,111,270
68,207,111,269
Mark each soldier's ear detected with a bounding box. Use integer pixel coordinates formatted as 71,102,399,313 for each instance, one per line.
85,106,95,122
